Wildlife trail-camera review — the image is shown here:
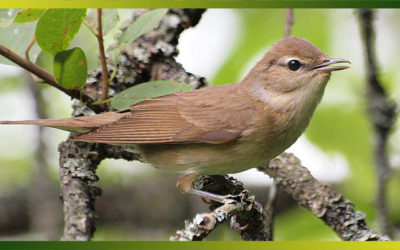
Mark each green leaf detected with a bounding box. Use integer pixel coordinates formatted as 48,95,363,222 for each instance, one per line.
14,9,45,23
86,9,119,35
0,21,41,66
120,9,167,44
70,22,99,72
111,9,168,61
0,9,21,28
111,80,192,110
35,9,87,56
53,47,88,89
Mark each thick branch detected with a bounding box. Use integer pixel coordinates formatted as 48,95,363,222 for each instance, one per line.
0,44,101,113
58,141,102,241
198,175,272,241
172,176,271,241
258,153,390,241
171,190,256,241
358,9,396,238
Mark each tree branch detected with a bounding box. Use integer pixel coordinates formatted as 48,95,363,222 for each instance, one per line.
171,190,269,241
172,176,271,241
59,141,102,241
257,153,390,241
0,44,102,113
173,149,390,242
358,9,396,238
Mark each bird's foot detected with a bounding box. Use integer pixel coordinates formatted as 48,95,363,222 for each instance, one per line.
201,197,212,204
190,189,226,203
177,173,235,203
176,173,200,193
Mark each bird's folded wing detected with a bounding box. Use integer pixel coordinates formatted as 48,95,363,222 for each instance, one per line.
71,84,251,144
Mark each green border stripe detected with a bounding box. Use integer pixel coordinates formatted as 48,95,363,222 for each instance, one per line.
0,0,400,8
1,242,400,250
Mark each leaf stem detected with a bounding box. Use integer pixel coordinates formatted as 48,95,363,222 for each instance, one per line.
25,38,35,61
91,98,112,106
83,20,98,37
108,61,118,83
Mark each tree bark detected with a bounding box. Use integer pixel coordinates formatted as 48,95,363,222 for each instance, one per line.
258,153,389,241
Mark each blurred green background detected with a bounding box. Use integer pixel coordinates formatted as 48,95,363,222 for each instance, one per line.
0,9,399,240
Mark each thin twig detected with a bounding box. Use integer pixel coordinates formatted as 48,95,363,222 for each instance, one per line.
285,9,294,37
258,153,390,241
0,44,102,113
265,181,277,212
108,61,118,83
25,38,35,61
358,9,396,238
83,20,98,37
96,8,110,103
263,180,277,240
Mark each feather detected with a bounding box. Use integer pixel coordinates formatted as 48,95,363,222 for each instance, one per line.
0,112,127,133
70,83,255,144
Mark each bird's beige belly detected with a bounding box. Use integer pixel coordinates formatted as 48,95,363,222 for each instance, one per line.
131,112,306,175
135,140,279,175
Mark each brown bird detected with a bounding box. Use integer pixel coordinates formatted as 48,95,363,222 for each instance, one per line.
0,36,350,198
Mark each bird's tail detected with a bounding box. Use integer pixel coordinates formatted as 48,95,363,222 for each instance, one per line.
0,112,127,134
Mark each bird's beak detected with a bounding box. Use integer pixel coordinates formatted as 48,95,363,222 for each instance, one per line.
313,58,351,72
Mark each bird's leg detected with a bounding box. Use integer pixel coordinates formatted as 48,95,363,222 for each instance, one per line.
176,173,199,193
190,189,226,203
177,173,226,203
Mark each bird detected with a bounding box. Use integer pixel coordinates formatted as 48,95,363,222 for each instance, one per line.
0,36,350,199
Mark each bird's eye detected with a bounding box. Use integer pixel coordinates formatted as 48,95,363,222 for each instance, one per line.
288,60,301,71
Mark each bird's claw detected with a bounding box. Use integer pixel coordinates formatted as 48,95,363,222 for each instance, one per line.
201,197,212,204
230,215,249,232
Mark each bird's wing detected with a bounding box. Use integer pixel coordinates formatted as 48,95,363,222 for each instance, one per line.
71,84,254,144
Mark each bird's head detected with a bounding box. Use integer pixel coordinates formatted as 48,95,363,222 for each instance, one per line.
243,36,350,113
